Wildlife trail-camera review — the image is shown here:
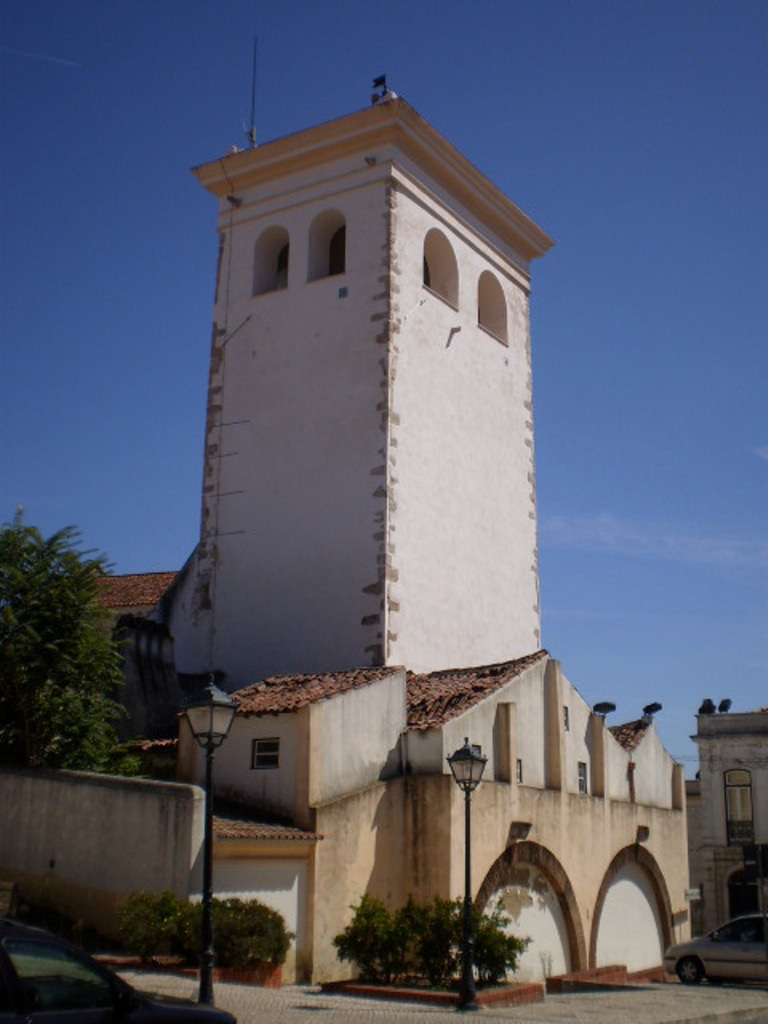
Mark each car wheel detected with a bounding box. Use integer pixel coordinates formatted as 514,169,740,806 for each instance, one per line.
676,957,704,985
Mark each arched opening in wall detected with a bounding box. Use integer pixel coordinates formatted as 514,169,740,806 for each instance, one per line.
253,226,290,295
591,847,672,972
308,209,346,281
476,841,585,983
423,228,458,308
728,868,759,918
477,270,507,342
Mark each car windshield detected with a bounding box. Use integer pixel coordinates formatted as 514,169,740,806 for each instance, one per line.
4,938,114,1011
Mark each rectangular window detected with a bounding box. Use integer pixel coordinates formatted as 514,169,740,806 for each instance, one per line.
251,737,279,769
577,761,588,795
563,706,570,731
725,769,754,844
516,759,523,784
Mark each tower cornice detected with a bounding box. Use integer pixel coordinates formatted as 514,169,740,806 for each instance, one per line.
192,98,554,263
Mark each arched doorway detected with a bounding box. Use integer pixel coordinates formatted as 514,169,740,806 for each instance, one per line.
728,869,758,918
476,841,586,982
591,846,672,972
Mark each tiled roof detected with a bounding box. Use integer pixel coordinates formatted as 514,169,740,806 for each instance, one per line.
406,651,548,730
136,737,178,751
233,667,400,715
609,717,651,752
213,815,322,842
97,572,177,609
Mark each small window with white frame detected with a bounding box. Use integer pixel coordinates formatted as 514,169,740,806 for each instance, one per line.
251,737,279,769
577,761,588,794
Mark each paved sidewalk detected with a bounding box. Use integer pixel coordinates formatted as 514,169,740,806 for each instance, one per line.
120,970,768,1024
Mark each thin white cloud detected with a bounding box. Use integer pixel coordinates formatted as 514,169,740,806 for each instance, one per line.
541,512,768,570
0,45,77,67
755,446,768,462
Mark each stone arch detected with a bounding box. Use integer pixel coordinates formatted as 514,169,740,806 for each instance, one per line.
589,844,673,969
475,840,587,972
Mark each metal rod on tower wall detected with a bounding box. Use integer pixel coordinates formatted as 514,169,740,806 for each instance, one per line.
248,36,258,148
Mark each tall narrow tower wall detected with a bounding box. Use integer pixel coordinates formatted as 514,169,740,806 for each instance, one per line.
171,160,393,684
385,171,540,670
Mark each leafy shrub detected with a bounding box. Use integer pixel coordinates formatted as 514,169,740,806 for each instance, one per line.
332,894,407,983
472,904,528,984
333,893,528,988
412,897,458,987
119,891,291,967
210,898,292,968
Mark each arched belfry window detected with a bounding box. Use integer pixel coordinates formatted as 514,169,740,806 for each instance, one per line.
308,210,346,281
725,769,754,845
478,270,508,342
253,226,290,295
423,228,458,308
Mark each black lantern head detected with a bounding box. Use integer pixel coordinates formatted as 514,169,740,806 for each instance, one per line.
447,737,487,793
181,680,237,750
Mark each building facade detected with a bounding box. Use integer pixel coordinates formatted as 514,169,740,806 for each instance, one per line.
688,707,768,935
176,653,689,983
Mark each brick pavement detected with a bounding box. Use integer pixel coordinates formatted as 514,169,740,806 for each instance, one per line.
120,970,768,1024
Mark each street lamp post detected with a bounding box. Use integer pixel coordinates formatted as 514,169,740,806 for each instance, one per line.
447,737,487,1012
180,679,237,1006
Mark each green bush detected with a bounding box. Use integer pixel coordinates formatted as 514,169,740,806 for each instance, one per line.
472,904,528,984
412,897,458,987
119,891,192,962
332,894,407,983
119,891,292,967
333,893,528,988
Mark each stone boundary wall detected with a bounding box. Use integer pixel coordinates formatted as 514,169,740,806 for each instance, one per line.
0,768,203,939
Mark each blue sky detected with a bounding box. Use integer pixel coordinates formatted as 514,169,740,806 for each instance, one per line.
2,0,766,771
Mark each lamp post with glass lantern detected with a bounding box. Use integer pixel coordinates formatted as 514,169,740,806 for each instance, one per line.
180,679,237,1005
447,737,487,1012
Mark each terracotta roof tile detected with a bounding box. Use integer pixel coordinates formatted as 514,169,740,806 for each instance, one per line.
97,572,177,609
213,816,322,842
136,737,178,752
609,717,651,752
406,650,548,730
233,667,400,715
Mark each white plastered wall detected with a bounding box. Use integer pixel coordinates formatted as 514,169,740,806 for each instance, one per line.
386,174,540,672
172,159,392,685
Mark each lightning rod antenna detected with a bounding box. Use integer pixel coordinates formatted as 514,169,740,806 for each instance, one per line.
247,36,258,148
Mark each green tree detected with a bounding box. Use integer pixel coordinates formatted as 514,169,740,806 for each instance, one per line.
0,511,126,769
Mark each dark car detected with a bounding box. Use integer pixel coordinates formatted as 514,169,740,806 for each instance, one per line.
663,913,768,984
0,918,236,1023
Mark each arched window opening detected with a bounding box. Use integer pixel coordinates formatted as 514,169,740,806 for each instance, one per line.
478,270,508,342
328,226,346,276
275,244,289,290
423,257,431,289
422,228,458,307
308,209,346,281
725,769,753,845
253,226,290,295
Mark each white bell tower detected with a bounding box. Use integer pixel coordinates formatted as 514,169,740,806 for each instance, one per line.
169,97,553,686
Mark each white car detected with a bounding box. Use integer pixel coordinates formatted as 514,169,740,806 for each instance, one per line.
664,914,768,984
